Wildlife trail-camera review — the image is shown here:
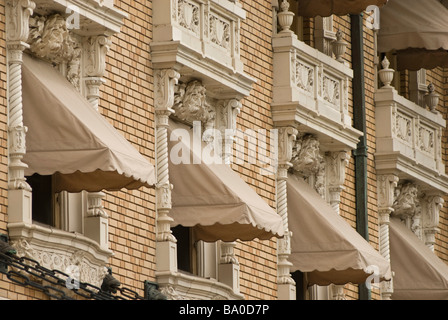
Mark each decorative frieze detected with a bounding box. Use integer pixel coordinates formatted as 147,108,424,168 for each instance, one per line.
11,238,109,288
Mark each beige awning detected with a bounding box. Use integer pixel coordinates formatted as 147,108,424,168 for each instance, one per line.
21,53,156,192
296,0,388,17
287,173,392,286
378,0,448,70
390,217,448,300
168,119,285,242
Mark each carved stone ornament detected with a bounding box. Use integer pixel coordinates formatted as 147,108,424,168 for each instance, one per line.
393,182,420,220
6,0,36,43
27,13,82,89
84,35,112,77
277,127,298,166
27,14,80,64
11,238,108,288
172,80,215,124
155,69,180,113
377,175,399,211
291,134,322,177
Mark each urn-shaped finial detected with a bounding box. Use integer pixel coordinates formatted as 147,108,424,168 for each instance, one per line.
378,56,395,88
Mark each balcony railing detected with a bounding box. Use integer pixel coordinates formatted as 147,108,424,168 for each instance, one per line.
151,0,253,97
271,21,361,151
375,57,448,191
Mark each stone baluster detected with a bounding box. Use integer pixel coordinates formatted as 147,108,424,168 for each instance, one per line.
377,174,399,300
276,126,298,300
6,0,35,225
154,69,180,273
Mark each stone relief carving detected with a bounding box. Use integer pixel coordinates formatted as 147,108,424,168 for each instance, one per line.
84,35,111,78
6,0,36,43
394,112,412,144
209,14,230,50
291,134,322,176
393,182,420,219
293,59,314,93
291,134,326,196
322,75,340,106
173,80,215,124
27,13,82,89
177,0,200,36
11,239,108,287
418,126,434,154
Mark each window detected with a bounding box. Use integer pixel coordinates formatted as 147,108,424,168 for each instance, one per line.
172,225,218,279
26,173,85,233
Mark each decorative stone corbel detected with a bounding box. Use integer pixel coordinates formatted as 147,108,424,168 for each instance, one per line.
6,0,35,226
422,193,444,251
377,174,399,300
155,69,180,274
84,35,111,110
276,126,298,300
216,99,242,164
326,151,350,213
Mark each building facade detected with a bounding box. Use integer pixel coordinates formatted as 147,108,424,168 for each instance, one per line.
0,0,447,301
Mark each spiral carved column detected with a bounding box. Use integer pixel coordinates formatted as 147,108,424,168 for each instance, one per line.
276,126,298,300
377,174,398,300
154,69,180,274
6,0,35,225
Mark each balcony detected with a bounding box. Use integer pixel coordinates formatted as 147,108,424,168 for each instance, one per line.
151,0,254,98
271,27,361,151
375,59,448,192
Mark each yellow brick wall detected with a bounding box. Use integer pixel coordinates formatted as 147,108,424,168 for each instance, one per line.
233,0,278,300
427,67,448,264
100,0,157,296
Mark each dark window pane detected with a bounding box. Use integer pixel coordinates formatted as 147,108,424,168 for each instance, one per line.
26,174,53,227
171,225,192,273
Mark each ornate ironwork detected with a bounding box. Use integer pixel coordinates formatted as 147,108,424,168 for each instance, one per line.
0,244,165,300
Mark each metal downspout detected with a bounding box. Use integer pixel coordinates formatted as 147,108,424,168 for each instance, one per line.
350,13,371,300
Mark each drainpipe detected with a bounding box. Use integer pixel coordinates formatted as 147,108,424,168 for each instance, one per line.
350,13,371,301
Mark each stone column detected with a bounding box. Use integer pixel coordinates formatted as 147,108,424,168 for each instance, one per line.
154,69,180,273
6,0,35,225
276,126,298,300
327,151,350,300
215,98,242,291
377,174,399,300
82,34,112,247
